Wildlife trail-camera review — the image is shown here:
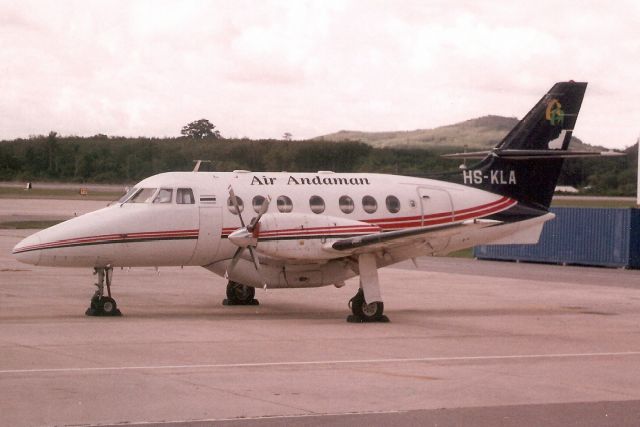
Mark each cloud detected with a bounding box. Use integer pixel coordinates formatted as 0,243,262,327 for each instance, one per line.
0,0,638,148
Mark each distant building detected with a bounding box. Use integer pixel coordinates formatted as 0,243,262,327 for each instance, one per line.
554,185,579,194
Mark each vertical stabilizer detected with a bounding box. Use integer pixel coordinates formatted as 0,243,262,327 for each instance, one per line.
464,81,587,212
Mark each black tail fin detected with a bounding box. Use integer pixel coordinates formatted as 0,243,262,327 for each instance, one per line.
462,81,587,212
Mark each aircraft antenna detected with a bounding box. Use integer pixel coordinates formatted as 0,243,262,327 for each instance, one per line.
192,160,212,172
459,144,468,170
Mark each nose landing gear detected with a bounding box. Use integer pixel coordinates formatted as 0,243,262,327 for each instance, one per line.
85,266,122,316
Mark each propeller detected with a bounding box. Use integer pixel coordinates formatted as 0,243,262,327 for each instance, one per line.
225,186,270,287
228,186,246,228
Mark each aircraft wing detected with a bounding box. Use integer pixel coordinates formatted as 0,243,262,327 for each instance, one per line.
329,211,553,258
329,220,501,255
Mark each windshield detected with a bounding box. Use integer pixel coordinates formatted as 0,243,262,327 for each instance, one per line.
128,188,158,203
117,187,138,204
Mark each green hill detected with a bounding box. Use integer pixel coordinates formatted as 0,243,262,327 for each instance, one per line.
315,115,596,151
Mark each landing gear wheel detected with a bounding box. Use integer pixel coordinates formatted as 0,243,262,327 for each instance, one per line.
347,288,389,323
100,297,119,316
85,267,122,317
86,296,122,316
223,281,259,306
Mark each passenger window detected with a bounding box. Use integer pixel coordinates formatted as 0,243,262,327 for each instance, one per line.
277,195,293,213
309,195,325,214
339,195,354,214
153,188,173,204
252,195,267,213
129,188,157,203
227,195,244,214
385,195,401,213
362,195,378,214
176,188,195,204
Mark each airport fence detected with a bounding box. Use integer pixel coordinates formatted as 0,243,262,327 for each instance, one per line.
474,207,640,269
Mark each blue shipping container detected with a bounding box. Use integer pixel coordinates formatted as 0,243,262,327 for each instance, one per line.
474,208,640,269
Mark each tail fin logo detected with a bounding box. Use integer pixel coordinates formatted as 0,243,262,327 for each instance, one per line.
545,99,564,126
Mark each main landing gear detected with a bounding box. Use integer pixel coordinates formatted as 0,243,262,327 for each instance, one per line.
85,266,122,317
348,288,389,323
347,253,389,323
223,281,259,306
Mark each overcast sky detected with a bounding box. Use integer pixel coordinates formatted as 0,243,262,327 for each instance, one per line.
1,0,638,148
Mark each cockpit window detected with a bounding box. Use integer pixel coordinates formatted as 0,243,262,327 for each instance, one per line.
118,187,138,203
153,188,173,204
129,188,157,203
176,188,195,204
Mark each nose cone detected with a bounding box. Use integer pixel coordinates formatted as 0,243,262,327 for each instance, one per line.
12,232,42,265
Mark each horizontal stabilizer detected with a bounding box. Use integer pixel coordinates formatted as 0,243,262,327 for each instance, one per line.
441,150,494,159
442,150,624,160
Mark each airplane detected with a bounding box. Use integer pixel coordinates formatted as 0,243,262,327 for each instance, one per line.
12,81,617,322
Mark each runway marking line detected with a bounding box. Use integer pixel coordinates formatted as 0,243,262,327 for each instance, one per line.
2,351,640,375
76,409,408,427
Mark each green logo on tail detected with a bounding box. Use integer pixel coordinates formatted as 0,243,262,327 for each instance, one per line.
545,99,564,126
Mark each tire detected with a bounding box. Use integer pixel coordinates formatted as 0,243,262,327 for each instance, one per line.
226,281,255,304
100,297,118,315
350,289,384,321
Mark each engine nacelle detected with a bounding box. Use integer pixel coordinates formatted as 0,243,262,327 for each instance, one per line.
256,213,380,260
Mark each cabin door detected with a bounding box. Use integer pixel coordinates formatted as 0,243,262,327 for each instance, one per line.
417,187,453,253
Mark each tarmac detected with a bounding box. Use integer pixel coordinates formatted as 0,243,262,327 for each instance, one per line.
0,198,109,223
2,205,640,425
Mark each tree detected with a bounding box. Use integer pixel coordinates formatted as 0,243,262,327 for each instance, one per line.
282,132,292,141
181,119,221,139
46,131,58,174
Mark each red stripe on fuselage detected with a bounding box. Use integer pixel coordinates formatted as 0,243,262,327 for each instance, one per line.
13,229,200,253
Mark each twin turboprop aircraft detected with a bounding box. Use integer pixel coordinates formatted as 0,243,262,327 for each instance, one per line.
12,81,614,321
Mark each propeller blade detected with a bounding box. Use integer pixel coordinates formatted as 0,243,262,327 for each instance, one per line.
247,246,267,289
247,246,261,272
247,196,271,233
258,195,271,215
228,186,245,228
225,246,244,278
226,190,269,288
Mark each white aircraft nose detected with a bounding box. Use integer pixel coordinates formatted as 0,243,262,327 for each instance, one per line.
12,232,42,266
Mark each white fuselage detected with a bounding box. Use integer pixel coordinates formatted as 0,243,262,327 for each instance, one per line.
13,171,547,288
